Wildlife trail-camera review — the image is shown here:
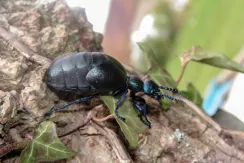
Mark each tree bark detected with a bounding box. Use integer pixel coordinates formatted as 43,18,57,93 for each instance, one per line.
0,0,244,163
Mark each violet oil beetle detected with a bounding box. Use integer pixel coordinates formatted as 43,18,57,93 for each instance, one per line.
43,52,186,128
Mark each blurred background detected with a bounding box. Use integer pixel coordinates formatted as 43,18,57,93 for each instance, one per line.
67,0,244,130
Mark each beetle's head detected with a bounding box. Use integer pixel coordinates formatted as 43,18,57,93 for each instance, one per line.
127,76,187,103
143,79,187,103
143,79,160,100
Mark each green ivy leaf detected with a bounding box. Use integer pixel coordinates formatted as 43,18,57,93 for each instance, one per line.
101,96,146,148
181,46,244,73
20,121,75,163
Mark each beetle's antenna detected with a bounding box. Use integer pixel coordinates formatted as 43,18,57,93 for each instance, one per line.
159,86,188,99
157,93,185,104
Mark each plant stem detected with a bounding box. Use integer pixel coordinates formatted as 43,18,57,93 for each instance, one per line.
176,61,188,85
92,114,114,122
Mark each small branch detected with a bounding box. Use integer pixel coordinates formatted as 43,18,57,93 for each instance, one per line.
92,114,114,122
91,104,114,122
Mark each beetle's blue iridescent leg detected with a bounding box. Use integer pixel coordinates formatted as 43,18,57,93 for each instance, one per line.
131,96,148,117
130,99,151,128
130,95,151,128
115,90,128,121
44,95,98,117
142,103,150,125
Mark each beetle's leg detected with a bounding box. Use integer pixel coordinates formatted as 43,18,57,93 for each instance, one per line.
130,92,151,127
115,90,128,122
131,96,149,118
141,103,150,126
44,95,98,117
130,99,151,128
129,94,151,128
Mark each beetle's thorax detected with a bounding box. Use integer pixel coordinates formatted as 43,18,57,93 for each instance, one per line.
127,75,144,93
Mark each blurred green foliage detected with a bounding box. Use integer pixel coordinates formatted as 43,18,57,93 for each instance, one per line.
146,2,176,65
133,1,177,72
166,0,244,93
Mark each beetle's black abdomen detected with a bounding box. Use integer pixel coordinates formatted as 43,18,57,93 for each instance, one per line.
44,52,127,95
45,52,91,91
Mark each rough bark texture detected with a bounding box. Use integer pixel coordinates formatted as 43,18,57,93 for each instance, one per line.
0,0,244,163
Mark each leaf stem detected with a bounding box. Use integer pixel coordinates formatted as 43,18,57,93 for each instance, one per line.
176,61,189,85
92,114,114,122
